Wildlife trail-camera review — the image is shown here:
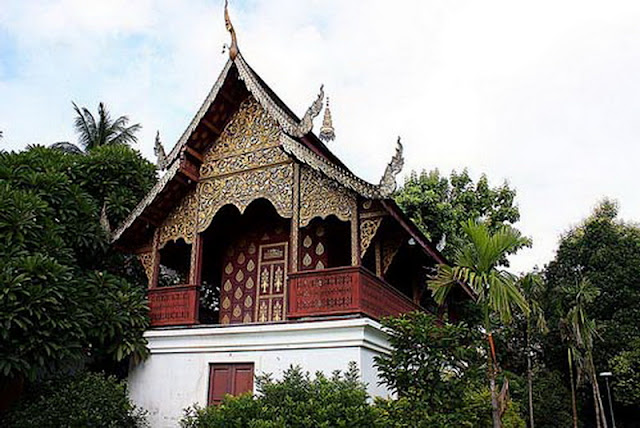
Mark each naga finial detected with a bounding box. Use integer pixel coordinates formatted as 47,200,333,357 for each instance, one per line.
319,97,335,143
294,84,324,137
224,0,239,60
154,131,167,171
378,137,405,197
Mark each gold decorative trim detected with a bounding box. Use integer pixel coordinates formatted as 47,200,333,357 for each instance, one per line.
351,199,359,266
360,217,383,256
157,190,198,248
290,164,300,273
137,252,154,285
197,164,294,232
299,166,355,227
281,134,382,199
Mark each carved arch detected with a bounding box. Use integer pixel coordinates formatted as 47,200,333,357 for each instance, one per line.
197,164,294,233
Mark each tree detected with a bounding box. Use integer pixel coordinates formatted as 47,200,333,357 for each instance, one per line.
374,312,526,427
0,145,155,386
395,169,520,259
64,102,141,152
429,219,530,428
561,279,608,428
517,272,548,428
545,199,640,426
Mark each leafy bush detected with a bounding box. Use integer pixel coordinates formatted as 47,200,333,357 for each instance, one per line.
0,146,154,380
4,371,148,427
180,363,380,428
374,312,527,427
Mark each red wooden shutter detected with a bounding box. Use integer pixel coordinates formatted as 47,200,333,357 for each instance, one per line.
208,363,254,405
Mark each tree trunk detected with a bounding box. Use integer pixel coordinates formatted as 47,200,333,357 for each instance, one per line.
527,326,535,428
488,333,502,428
589,356,608,428
592,377,602,428
568,349,578,428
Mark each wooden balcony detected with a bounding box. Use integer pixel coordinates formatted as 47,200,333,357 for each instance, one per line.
147,268,420,327
287,266,421,320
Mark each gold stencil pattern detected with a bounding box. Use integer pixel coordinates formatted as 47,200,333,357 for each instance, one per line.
197,164,294,232
157,190,198,247
137,252,154,285
200,97,281,166
360,217,383,256
300,166,355,227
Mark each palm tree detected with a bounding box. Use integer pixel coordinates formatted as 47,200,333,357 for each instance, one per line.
518,272,548,428
562,278,608,428
73,101,141,150
429,219,530,428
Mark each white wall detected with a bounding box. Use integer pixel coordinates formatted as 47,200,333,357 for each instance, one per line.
128,317,393,428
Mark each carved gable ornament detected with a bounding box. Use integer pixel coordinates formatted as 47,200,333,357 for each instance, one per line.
196,96,294,233
299,166,356,227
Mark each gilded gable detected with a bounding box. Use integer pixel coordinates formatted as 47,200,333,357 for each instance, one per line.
195,95,294,232
200,96,287,178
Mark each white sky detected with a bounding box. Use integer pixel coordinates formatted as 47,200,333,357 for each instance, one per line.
2,0,640,273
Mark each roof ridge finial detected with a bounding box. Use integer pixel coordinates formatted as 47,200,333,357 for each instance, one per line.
378,137,405,197
319,96,335,142
224,0,239,60
295,84,324,136
154,130,167,171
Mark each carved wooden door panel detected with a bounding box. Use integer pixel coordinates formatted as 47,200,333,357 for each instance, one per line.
219,240,259,325
255,242,288,322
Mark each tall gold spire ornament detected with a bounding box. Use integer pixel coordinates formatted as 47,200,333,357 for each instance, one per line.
319,97,335,142
224,0,239,60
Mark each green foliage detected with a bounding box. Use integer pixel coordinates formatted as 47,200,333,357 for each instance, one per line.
395,169,520,259
0,145,154,380
543,199,640,424
4,371,148,427
374,312,527,427
610,340,640,407
374,312,483,404
529,370,573,428
429,219,530,323
180,363,379,428
546,199,640,366
72,145,156,226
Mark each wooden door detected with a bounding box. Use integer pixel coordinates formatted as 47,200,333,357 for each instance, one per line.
208,363,255,405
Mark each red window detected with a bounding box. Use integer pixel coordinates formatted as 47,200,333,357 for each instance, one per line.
208,363,254,405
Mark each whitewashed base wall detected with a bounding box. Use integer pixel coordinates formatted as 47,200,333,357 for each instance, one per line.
128,318,393,428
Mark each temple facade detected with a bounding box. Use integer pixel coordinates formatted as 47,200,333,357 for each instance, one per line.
113,6,469,427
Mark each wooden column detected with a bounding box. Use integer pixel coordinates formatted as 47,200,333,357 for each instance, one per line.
189,233,204,285
374,241,382,277
289,164,300,273
350,199,360,266
150,229,160,288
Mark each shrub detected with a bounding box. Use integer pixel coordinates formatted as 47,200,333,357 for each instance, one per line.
4,371,147,428
180,363,380,428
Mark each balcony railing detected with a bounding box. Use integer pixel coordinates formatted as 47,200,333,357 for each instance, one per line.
287,266,421,320
148,284,199,327
147,267,420,327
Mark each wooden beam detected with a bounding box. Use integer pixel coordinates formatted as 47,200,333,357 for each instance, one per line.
185,147,203,163
219,89,239,106
202,118,222,135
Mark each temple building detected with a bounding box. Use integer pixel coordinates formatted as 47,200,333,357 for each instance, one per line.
113,4,470,427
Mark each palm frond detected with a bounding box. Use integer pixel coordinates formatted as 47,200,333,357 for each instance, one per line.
72,102,95,149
